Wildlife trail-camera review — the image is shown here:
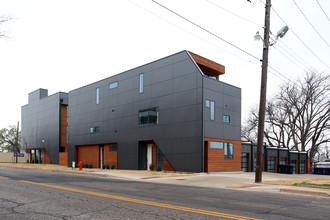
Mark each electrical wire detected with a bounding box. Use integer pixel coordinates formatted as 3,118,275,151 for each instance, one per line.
127,0,260,67
276,40,312,69
206,0,264,28
207,0,314,71
292,0,330,48
272,45,306,71
272,6,330,69
151,0,261,62
316,0,330,22
150,0,305,89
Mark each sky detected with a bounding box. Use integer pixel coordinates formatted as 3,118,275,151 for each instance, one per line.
0,0,329,129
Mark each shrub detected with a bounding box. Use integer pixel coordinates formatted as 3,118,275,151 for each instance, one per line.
35,159,39,164
149,163,154,171
111,164,115,169
88,164,93,168
26,159,29,163
105,164,109,169
157,165,162,171
31,159,34,163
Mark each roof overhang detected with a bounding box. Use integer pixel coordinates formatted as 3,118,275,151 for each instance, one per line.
189,52,225,79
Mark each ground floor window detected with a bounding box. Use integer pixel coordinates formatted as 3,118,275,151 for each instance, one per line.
299,160,305,174
279,157,286,165
291,161,296,174
224,143,233,159
253,154,257,172
156,147,163,170
241,153,248,172
267,157,275,173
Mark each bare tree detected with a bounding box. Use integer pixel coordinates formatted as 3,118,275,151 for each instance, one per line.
243,71,330,167
0,16,11,39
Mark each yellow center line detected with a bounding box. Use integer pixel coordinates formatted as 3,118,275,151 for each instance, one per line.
15,179,262,220
0,176,10,179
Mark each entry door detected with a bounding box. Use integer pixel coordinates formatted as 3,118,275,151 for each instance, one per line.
147,144,153,170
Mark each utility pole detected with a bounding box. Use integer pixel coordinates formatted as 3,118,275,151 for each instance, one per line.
255,0,271,183
15,121,19,163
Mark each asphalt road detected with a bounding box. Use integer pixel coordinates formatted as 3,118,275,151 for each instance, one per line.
0,167,329,220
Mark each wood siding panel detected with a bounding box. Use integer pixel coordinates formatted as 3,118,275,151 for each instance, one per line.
59,152,68,166
104,144,118,169
60,105,68,150
44,150,51,164
163,156,174,171
204,137,241,172
77,145,100,168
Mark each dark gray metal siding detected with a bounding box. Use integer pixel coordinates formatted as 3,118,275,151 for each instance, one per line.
68,51,204,172
203,77,241,141
21,89,68,164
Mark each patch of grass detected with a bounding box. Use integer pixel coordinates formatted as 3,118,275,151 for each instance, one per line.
293,182,330,189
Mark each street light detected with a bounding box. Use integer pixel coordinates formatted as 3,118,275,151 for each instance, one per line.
254,0,289,183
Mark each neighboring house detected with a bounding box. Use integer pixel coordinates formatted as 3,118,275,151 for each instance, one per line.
241,142,310,174
21,50,242,172
21,89,68,165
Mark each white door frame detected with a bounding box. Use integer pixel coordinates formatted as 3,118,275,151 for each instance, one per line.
147,144,153,170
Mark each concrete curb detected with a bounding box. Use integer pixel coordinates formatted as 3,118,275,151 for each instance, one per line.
280,188,330,197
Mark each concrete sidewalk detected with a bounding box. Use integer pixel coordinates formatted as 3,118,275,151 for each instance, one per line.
1,163,330,198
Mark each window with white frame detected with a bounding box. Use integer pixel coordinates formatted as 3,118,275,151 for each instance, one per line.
96,88,100,104
205,100,215,120
139,73,144,93
224,143,234,159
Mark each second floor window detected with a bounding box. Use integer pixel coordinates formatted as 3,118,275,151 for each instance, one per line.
139,107,159,126
96,88,100,104
139,73,144,93
206,100,215,120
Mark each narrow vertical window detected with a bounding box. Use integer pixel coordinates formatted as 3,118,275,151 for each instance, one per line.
96,88,100,104
210,101,214,120
139,73,144,93
224,143,234,159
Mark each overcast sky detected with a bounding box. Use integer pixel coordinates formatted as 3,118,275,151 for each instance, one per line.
0,0,329,129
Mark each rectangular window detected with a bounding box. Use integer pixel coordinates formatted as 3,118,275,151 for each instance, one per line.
156,147,163,170
205,100,210,108
267,156,275,173
139,107,159,126
223,115,230,123
210,141,223,149
109,82,118,89
241,153,248,172
96,88,100,104
210,101,214,120
139,73,144,93
279,157,286,165
299,160,305,174
109,145,118,151
224,143,233,159
90,126,99,133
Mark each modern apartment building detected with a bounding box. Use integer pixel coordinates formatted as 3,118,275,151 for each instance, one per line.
21,89,68,165
22,50,242,172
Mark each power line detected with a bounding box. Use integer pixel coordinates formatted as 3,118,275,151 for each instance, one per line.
272,45,307,71
151,0,261,62
272,6,330,69
316,0,330,23
292,0,330,48
150,0,305,91
207,0,314,71
127,0,260,67
276,40,312,69
206,0,264,28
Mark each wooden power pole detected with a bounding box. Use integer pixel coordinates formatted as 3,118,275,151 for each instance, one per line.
15,121,19,163
255,0,271,183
